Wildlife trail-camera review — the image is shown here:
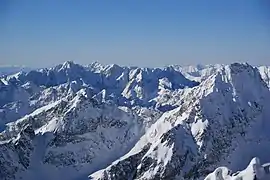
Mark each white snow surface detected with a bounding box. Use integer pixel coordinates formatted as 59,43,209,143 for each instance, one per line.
0,61,270,180
205,157,270,180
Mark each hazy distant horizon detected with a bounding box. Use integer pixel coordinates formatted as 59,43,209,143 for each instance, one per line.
1,60,269,70
1,0,270,67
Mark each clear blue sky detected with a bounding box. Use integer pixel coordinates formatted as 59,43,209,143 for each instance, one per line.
1,0,270,67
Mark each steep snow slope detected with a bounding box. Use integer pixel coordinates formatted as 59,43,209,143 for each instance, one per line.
258,66,270,89
121,66,198,106
173,64,224,82
1,62,270,180
89,63,270,180
0,61,197,111
0,79,93,127
0,61,198,134
0,90,146,180
0,66,31,77
205,158,270,180
176,64,270,89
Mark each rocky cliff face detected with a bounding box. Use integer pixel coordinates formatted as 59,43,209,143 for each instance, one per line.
89,63,270,180
258,66,270,89
205,157,270,180
0,62,270,180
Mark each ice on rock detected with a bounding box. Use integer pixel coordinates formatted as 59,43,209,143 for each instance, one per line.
205,158,270,180
1,62,270,180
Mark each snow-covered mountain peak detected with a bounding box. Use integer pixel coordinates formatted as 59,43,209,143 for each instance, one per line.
88,61,105,71
88,62,270,180
258,65,270,89
205,157,270,180
61,60,76,69
173,64,225,82
1,62,270,180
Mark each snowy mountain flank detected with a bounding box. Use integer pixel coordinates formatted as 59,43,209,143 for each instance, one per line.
0,61,270,180
0,66,31,77
205,158,270,180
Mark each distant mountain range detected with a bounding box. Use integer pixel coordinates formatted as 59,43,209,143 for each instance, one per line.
0,66,32,77
0,61,270,180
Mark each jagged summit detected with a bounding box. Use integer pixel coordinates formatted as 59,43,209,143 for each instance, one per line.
0,62,270,180
89,62,270,180
205,157,270,180
61,60,76,68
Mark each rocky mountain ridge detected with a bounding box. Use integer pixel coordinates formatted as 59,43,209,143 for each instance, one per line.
0,61,269,180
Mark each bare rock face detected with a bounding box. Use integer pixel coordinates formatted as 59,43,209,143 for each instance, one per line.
89,63,270,180
0,125,35,180
1,62,270,180
205,158,270,180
